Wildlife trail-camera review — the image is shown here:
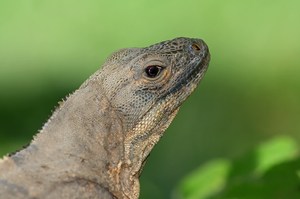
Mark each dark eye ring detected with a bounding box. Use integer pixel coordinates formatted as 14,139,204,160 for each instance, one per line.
145,65,163,78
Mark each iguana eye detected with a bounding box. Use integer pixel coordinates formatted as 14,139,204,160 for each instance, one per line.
145,65,163,78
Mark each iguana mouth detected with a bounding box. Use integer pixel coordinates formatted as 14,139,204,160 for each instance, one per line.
191,49,210,83
168,48,210,95
188,50,210,83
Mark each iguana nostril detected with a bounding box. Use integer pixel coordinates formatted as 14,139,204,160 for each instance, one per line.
191,43,201,51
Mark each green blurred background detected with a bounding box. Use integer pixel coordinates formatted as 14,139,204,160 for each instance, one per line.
0,0,299,198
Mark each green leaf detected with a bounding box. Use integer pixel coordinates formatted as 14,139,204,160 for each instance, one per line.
175,159,231,199
175,136,300,199
254,136,298,175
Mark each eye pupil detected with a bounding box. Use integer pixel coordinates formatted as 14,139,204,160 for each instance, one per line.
145,65,161,78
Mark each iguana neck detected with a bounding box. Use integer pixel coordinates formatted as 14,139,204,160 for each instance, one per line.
10,81,126,197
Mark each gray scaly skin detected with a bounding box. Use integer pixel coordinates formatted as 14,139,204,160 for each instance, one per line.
0,37,210,199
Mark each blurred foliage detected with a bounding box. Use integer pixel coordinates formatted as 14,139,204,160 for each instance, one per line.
0,0,299,198
175,136,300,199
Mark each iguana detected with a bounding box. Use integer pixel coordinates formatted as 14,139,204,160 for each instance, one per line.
0,37,210,199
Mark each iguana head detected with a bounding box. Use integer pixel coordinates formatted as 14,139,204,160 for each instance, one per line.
101,37,210,132
98,37,210,198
